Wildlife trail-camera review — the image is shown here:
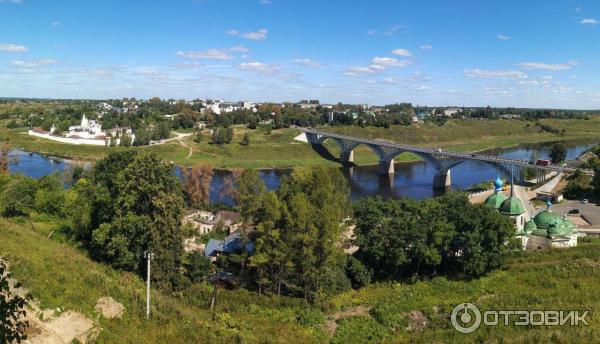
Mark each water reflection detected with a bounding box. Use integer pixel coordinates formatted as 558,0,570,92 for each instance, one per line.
8,141,597,204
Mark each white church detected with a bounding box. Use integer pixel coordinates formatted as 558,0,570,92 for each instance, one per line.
30,115,135,146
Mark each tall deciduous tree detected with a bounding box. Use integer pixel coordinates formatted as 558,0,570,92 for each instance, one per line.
549,142,567,164
353,193,513,280
234,166,351,300
182,164,214,208
88,152,185,289
237,169,266,222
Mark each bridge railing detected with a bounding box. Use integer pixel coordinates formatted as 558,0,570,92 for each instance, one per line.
296,127,594,176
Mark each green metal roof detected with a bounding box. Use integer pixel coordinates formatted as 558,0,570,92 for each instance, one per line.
531,211,576,237
499,196,525,216
532,211,561,229
485,192,508,209
524,220,537,232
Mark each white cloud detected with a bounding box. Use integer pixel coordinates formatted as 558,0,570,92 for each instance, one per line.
176,46,249,60
383,77,398,84
391,48,412,57
259,0,271,4
344,66,379,76
228,28,269,40
51,21,61,27
229,45,250,53
518,61,578,71
541,75,554,80
497,34,510,40
383,25,404,36
371,56,411,67
366,29,377,35
242,29,268,40
367,64,386,71
11,59,58,67
0,0,23,3
238,61,280,74
0,44,28,53
580,18,599,25
292,58,321,67
463,68,528,79
177,49,233,60
344,56,411,76
420,44,433,51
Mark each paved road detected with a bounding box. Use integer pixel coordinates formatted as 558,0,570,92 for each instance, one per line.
550,200,600,226
533,172,563,194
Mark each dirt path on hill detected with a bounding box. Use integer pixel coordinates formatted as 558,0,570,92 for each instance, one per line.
177,137,193,159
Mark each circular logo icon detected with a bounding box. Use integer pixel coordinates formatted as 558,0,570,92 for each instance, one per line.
451,303,481,334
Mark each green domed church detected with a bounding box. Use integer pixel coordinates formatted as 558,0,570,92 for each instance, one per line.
484,175,578,250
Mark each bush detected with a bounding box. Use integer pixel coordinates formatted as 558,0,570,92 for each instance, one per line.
332,316,389,344
346,256,371,288
185,251,212,283
0,175,38,217
296,308,325,327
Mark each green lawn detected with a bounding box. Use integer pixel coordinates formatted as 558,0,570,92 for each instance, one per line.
2,215,600,343
3,118,600,169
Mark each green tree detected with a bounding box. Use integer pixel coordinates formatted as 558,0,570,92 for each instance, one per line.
248,191,289,295
34,173,65,216
277,166,351,300
352,193,513,280
549,143,567,164
1,260,30,344
564,169,591,199
0,175,37,217
185,251,212,283
236,169,266,222
87,152,185,289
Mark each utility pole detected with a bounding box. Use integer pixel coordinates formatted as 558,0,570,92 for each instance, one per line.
145,251,154,319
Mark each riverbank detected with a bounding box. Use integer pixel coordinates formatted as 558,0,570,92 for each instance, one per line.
3,118,600,169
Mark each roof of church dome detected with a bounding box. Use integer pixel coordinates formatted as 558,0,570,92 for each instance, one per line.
499,196,525,216
485,192,508,209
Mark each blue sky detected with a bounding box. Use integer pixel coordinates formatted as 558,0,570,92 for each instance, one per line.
1,0,599,108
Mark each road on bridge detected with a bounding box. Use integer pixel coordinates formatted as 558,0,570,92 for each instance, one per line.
296,127,595,177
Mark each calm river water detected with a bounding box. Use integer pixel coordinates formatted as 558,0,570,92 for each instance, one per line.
7,141,596,204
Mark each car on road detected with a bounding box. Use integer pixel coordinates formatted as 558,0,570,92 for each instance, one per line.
581,199,589,204
568,209,580,214
470,154,477,157
436,148,442,152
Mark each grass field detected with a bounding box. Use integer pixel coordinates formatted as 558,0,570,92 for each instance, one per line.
2,118,600,169
2,216,600,343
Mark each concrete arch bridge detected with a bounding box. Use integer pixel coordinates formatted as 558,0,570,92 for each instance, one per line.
297,127,593,189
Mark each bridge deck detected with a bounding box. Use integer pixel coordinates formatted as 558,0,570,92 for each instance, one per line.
298,127,595,176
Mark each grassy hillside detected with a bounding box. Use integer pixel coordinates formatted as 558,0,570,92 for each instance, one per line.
2,215,600,343
0,216,324,343
2,118,600,169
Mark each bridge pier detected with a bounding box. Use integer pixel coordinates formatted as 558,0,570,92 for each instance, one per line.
378,158,395,175
340,150,354,164
433,169,452,190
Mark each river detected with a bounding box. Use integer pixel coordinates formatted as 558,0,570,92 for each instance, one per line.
7,141,596,204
